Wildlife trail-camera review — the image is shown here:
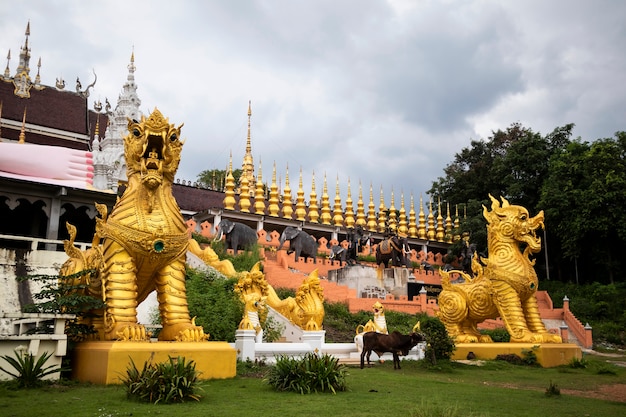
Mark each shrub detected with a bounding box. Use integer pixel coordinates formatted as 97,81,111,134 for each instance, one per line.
121,356,201,404
420,316,455,365
186,267,242,342
262,315,285,342
545,380,561,397
237,358,269,378
0,350,61,388
265,353,348,394
19,271,105,342
521,346,539,366
481,327,510,342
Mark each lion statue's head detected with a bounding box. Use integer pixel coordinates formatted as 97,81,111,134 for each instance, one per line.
483,194,544,254
124,108,184,188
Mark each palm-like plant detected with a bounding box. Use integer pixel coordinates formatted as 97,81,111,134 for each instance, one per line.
0,349,61,388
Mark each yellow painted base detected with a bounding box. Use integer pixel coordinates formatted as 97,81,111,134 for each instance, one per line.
72,341,237,384
452,343,582,367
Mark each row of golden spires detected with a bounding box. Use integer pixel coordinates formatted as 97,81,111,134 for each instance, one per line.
223,158,462,243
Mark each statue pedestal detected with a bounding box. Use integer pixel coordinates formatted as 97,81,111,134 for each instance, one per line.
72,341,236,384
452,343,582,367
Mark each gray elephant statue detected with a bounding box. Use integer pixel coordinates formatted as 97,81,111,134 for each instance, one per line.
375,234,411,268
215,219,258,252
278,226,318,263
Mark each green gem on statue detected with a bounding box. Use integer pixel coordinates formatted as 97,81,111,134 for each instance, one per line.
154,240,165,252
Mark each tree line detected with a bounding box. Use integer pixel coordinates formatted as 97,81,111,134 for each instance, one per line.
429,122,626,284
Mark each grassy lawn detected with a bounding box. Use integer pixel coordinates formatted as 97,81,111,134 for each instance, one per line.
1,354,624,417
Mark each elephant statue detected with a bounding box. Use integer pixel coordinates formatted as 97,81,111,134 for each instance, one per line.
375,234,411,268
278,226,318,263
330,225,372,266
215,219,258,252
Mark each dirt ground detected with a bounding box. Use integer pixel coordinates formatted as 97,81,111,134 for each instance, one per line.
561,383,626,402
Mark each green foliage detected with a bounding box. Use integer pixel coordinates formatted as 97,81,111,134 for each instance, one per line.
521,346,539,366
185,267,242,342
262,315,285,342
191,232,211,245
568,357,588,369
0,350,61,388
545,380,561,397
236,358,269,378
420,315,455,365
210,240,262,272
197,168,242,190
19,271,105,341
265,353,348,394
481,327,510,343
121,356,202,404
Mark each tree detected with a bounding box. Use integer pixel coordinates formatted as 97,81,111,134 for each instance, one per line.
430,123,572,261
196,168,242,190
539,133,626,284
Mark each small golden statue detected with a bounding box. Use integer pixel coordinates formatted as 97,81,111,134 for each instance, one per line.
438,195,562,344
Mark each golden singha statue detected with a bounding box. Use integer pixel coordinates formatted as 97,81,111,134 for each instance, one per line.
234,262,325,331
61,109,219,342
437,195,562,344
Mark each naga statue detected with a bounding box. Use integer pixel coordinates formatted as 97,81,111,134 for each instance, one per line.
60,109,226,342
234,262,325,331
437,195,562,344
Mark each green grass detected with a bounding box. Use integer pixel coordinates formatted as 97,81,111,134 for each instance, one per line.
0,355,624,417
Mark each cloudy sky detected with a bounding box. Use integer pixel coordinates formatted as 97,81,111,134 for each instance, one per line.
2,0,625,206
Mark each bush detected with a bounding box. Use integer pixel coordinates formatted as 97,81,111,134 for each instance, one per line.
265,353,348,394
186,267,243,342
420,316,455,365
121,356,202,404
0,350,61,388
481,327,510,342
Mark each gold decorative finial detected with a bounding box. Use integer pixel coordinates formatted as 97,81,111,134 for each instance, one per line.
282,164,294,219
308,170,319,223
18,107,27,143
295,167,307,221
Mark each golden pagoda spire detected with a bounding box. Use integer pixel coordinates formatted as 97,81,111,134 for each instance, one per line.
436,197,445,242
18,107,27,143
398,192,408,237
445,202,453,243
408,193,418,238
241,100,255,192
238,174,251,213
308,170,319,223
344,177,355,229
427,197,436,240
366,183,377,232
268,162,280,217
223,152,236,210
418,194,427,239
355,180,366,228
388,188,397,233
295,167,307,221
282,164,294,219
332,175,344,227
378,185,387,233
254,159,265,215
320,173,332,225
453,204,461,241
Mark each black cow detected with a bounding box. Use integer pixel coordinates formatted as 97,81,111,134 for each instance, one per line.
360,331,425,370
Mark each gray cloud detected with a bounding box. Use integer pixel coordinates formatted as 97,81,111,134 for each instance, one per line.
1,0,625,206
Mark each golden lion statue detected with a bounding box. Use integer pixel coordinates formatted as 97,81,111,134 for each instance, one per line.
60,109,219,342
234,262,325,331
437,195,562,344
